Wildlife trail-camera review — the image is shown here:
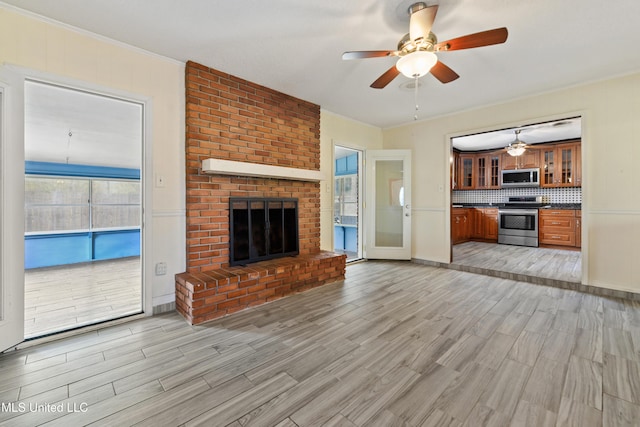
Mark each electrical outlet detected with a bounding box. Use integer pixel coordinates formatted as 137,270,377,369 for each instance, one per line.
155,262,167,276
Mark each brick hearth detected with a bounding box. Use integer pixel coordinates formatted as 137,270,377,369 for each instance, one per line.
176,61,345,325
175,253,346,324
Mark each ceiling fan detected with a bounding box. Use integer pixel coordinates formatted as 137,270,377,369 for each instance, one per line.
342,2,508,89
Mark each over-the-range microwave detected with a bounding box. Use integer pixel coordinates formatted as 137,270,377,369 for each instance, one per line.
501,168,540,188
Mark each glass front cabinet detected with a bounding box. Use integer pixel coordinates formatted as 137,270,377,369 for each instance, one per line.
475,154,501,189
459,154,475,190
541,142,580,187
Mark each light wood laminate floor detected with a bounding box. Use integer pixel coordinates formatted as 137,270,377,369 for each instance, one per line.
453,241,582,284
2,261,639,426
24,257,142,338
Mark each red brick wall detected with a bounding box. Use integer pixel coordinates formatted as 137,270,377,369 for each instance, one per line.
185,60,322,272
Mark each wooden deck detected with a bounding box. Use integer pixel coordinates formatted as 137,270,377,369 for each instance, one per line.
2,260,638,426
24,257,142,339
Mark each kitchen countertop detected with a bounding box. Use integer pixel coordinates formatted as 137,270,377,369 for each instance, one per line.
452,203,581,210
452,203,499,208
540,204,581,210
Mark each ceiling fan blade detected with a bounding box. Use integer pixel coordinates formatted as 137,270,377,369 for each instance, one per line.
342,50,398,60
435,27,508,51
409,4,438,41
370,65,401,89
430,60,459,84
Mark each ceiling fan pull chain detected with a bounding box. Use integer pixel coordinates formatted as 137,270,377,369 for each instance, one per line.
414,76,419,120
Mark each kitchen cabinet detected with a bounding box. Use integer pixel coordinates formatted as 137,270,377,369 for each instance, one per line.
455,207,498,244
470,208,484,239
501,147,540,170
540,142,581,187
459,154,475,190
575,210,581,247
452,208,470,244
475,154,501,189
575,144,582,186
484,208,499,241
474,208,499,241
539,209,579,247
453,141,581,191
451,151,460,190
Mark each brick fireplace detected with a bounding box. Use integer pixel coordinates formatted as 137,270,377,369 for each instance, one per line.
175,61,346,325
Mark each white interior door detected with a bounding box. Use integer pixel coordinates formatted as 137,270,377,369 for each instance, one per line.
0,67,25,352
365,149,411,260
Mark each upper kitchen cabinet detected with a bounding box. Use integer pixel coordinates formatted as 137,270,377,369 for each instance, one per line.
574,144,582,186
459,154,475,190
540,141,581,187
451,151,460,190
475,153,501,189
501,147,540,170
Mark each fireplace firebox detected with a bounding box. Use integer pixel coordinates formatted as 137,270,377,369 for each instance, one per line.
229,198,299,266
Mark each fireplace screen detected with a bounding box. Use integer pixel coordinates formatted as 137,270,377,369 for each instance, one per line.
229,198,299,266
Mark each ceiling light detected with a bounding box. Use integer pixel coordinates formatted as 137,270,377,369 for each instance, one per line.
507,144,526,157
396,51,437,78
506,129,527,156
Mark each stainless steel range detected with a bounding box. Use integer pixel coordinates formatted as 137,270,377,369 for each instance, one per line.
498,196,545,247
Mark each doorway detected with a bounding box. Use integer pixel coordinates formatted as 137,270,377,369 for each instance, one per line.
23,81,143,338
450,116,583,285
333,146,363,262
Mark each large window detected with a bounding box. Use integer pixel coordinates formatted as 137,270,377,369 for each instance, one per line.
25,176,140,234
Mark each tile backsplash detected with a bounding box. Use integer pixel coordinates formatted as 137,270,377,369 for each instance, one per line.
452,187,581,205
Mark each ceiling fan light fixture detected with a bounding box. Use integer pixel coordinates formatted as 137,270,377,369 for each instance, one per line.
396,51,437,78
506,130,527,156
507,143,526,157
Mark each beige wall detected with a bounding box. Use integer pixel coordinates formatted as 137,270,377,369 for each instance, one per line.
319,110,383,251
0,7,186,309
383,72,640,294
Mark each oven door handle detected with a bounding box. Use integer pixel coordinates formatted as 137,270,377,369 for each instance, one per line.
498,209,539,215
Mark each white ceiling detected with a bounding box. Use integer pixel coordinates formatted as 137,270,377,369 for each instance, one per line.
25,81,142,169
452,116,581,151
5,0,640,135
